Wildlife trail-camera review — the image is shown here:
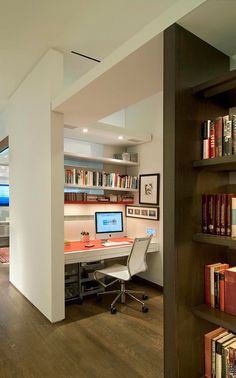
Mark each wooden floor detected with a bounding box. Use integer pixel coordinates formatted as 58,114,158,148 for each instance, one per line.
0,263,163,378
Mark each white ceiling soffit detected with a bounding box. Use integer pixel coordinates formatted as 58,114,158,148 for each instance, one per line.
64,122,151,146
178,0,236,57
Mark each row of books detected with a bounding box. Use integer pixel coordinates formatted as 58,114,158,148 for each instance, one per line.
205,262,236,316
64,168,138,189
202,115,236,159
64,192,134,203
205,327,236,378
202,194,236,237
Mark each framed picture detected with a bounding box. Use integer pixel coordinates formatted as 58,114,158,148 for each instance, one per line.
126,205,159,221
139,173,160,205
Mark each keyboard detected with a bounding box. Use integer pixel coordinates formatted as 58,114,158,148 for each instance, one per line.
102,241,131,247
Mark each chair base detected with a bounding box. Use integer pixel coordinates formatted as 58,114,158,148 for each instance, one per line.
97,280,149,313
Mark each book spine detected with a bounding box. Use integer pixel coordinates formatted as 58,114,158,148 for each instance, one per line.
214,271,220,310
226,194,233,237
219,270,225,312
211,266,216,308
232,197,236,239
232,114,236,155
210,121,216,158
202,120,210,159
223,115,232,156
202,194,208,233
212,339,217,378
207,194,216,234
225,270,236,316
221,194,227,236
215,194,222,235
215,117,223,157
205,265,211,306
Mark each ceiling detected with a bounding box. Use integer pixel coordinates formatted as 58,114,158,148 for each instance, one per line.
0,0,179,111
178,0,236,58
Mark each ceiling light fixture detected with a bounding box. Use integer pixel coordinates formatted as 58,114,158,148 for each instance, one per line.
118,136,124,140
82,128,88,133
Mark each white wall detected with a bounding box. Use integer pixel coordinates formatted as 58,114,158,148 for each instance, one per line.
4,50,64,322
126,92,163,286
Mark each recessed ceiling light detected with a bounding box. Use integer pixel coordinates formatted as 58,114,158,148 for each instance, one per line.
118,136,123,140
82,128,88,133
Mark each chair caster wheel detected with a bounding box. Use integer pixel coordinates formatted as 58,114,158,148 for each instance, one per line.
142,294,148,300
77,297,83,305
96,295,102,302
142,306,149,313
111,307,117,314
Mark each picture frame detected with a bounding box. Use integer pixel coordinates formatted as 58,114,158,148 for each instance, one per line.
126,205,159,221
139,173,160,205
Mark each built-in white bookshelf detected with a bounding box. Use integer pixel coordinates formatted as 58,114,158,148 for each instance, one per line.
64,152,139,167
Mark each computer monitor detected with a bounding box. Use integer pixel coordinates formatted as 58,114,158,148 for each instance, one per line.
95,211,124,240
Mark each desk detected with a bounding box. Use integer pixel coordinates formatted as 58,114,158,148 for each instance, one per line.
64,237,159,264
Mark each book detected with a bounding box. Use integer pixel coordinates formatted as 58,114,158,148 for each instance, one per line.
228,344,236,377
225,267,236,316
202,120,211,159
207,194,216,234
232,197,236,238
223,115,232,156
222,340,236,378
216,333,235,378
227,194,234,237
219,270,226,312
211,264,229,308
215,116,223,157
221,194,227,236
215,194,222,235
205,263,222,306
210,121,216,158
202,194,208,233
232,114,236,155
212,331,230,378
204,327,226,378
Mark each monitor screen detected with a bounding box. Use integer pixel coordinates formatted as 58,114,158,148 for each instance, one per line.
0,184,9,206
95,211,123,238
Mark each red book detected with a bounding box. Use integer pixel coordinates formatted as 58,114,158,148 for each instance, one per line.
204,327,226,378
221,194,227,236
202,194,208,233
219,270,226,312
210,121,216,158
215,194,222,235
207,194,216,234
225,267,236,316
215,117,223,157
205,263,222,306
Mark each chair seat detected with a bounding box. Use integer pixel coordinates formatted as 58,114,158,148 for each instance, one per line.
96,264,131,281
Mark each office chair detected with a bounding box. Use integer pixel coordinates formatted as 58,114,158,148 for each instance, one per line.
94,236,151,314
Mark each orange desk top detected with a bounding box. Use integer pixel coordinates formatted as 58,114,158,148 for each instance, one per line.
64,237,133,253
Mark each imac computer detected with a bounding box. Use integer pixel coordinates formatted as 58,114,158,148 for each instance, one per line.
95,211,124,240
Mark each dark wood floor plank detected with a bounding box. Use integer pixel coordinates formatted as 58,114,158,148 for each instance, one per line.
0,263,163,378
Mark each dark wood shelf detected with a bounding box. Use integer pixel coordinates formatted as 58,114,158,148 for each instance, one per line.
193,155,236,171
193,304,236,333
193,68,236,107
64,201,133,205
192,233,236,249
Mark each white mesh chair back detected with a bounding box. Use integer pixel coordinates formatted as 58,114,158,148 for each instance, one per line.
127,236,151,277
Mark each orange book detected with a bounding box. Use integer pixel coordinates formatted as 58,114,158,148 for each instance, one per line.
205,327,226,378
219,270,226,312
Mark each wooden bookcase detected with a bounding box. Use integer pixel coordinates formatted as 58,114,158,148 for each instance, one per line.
164,24,236,377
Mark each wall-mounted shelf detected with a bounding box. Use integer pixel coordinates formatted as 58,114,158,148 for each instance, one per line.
193,304,236,334
64,184,138,192
64,201,133,205
193,68,236,108
192,233,236,249
193,155,236,171
64,152,139,167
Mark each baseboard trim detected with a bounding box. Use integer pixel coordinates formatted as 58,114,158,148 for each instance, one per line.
133,275,163,293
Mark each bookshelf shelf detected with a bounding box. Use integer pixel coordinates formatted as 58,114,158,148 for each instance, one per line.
193,304,236,334
64,152,139,167
192,233,236,249
193,155,236,171
64,184,138,192
64,201,133,205
193,68,236,108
